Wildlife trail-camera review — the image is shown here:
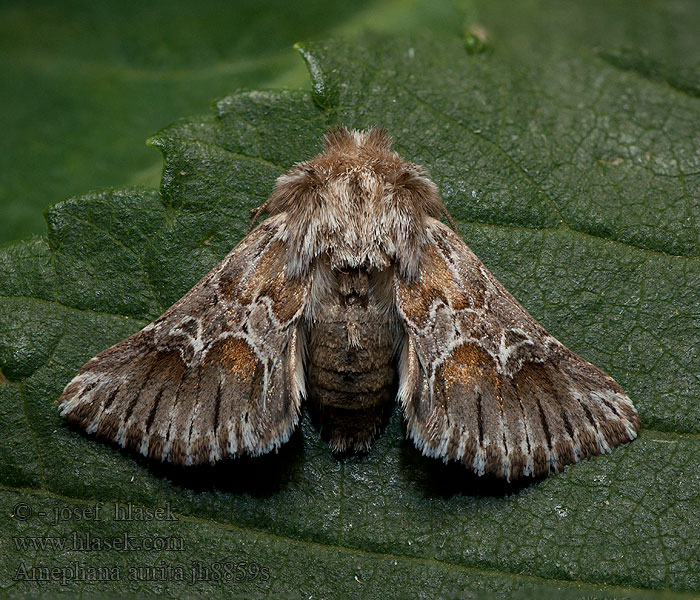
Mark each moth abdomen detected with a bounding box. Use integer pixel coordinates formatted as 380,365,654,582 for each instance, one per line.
307,267,397,452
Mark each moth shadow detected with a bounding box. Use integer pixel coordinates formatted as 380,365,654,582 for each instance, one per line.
67,424,305,497
400,440,546,498
143,428,305,496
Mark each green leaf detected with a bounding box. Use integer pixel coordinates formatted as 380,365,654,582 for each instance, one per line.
1,30,699,600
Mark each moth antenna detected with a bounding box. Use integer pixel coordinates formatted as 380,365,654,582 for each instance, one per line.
247,197,273,233
442,206,459,232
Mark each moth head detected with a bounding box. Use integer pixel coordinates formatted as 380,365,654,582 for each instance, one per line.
266,126,445,278
322,126,394,154
267,126,443,221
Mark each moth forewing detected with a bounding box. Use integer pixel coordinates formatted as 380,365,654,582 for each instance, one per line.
59,215,310,466
59,126,639,480
394,219,639,480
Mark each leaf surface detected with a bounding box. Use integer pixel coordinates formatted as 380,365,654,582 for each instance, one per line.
1,26,699,600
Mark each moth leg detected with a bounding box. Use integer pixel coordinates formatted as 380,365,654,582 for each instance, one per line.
247,197,273,233
442,206,459,232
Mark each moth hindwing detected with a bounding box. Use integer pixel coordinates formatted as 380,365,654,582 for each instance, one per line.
59,126,639,479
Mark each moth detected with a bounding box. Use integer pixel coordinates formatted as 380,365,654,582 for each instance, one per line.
59,127,640,481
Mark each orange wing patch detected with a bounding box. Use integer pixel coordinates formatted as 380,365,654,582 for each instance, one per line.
396,244,475,328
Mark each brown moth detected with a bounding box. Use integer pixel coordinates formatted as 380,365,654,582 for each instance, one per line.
59,127,640,480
